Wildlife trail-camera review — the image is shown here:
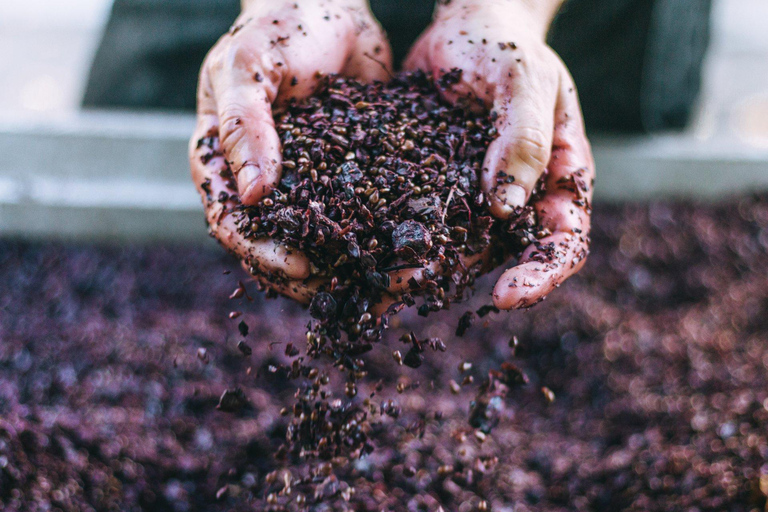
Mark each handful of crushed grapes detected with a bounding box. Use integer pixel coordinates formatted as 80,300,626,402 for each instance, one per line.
229,70,543,348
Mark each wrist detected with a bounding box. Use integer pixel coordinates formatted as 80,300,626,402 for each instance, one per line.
240,0,282,12
435,0,563,39
519,0,565,29
242,0,369,14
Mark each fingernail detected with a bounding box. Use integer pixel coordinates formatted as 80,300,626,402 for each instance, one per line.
237,164,261,203
237,163,259,188
495,183,527,209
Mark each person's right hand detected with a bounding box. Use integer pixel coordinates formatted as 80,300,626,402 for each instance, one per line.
189,0,392,302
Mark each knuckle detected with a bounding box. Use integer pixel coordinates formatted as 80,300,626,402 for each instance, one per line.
206,35,269,80
203,43,229,75
213,40,252,73
514,127,551,170
218,110,249,156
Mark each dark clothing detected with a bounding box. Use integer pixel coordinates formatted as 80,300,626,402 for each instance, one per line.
83,0,712,133
83,0,240,111
549,0,712,131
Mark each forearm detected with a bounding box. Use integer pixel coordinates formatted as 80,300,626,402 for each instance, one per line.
435,0,565,39
241,0,369,13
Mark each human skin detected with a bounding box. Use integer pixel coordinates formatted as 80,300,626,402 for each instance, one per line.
405,0,594,309
191,0,594,310
189,0,393,301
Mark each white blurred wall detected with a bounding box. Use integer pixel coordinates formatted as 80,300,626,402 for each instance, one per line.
0,0,112,29
700,0,768,149
0,0,112,117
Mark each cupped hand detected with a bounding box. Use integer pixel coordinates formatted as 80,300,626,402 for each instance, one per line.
404,0,594,309
190,0,393,300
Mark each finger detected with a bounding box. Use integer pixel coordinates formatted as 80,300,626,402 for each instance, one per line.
493,231,588,309
481,73,559,218
189,65,220,188
210,36,321,205
189,85,223,200
386,250,488,295
246,238,312,279
213,76,283,206
189,116,310,281
246,254,394,317
204,185,310,280
387,260,440,294
493,68,593,309
240,261,323,305
537,65,594,235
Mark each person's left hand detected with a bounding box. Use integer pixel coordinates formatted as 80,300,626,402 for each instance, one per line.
404,0,594,309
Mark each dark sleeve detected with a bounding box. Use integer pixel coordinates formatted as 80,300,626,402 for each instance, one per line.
548,0,713,133
82,0,240,111
369,0,434,68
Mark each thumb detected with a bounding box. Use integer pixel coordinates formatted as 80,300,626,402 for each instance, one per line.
481,84,557,218
215,78,283,206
